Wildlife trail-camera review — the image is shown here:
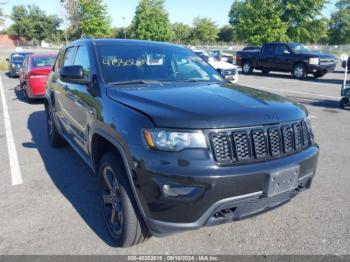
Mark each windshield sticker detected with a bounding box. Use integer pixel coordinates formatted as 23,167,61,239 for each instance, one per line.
102,54,165,67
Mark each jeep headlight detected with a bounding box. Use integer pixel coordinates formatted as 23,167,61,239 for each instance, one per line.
143,129,207,151
309,58,319,65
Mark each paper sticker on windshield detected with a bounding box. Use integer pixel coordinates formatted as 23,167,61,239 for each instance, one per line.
102,53,165,67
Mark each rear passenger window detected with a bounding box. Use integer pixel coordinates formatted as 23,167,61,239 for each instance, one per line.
262,45,275,54
73,46,91,79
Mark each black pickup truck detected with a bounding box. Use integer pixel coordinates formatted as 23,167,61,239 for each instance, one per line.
236,42,337,79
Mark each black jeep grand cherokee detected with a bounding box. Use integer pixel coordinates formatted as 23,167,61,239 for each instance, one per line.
45,39,319,247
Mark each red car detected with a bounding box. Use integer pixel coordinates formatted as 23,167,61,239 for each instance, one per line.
20,53,56,101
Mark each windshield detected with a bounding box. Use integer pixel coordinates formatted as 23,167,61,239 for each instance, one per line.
32,56,56,68
289,43,311,54
12,55,25,63
97,44,224,84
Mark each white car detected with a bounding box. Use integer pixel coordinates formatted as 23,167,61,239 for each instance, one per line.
194,50,239,83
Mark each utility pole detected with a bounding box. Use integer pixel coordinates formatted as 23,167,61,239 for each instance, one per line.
59,0,68,44
122,16,126,39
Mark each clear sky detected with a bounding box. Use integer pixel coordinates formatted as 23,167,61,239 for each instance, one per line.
1,0,337,29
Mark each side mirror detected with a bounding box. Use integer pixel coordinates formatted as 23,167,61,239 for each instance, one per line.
60,65,90,85
216,68,224,76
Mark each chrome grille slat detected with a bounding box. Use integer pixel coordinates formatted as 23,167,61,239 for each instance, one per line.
209,121,311,165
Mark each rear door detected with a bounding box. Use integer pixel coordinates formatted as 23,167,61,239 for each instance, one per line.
51,46,77,138
274,44,293,71
258,44,276,69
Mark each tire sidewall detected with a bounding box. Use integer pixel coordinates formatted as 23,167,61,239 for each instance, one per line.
293,64,307,79
242,61,253,74
340,97,349,108
98,153,146,247
22,83,30,102
45,104,63,147
98,160,127,244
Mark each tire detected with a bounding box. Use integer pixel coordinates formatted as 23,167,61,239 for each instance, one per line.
340,97,349,109
9,71,13,78
262,70,269,74
292,63,307,79
313,72,326,78
45,103,65,147
98,152,149,247
22,83,33,103
242,61,253,74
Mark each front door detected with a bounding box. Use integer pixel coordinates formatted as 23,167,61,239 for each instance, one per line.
274,44,293,71
61,45,94,154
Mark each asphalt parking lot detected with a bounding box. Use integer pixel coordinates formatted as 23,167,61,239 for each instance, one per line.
0,66,349,255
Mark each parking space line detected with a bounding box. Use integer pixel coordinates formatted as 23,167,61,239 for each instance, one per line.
246,85,341,100
0,76,23,186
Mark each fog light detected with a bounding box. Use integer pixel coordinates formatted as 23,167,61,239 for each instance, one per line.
162,184,197,197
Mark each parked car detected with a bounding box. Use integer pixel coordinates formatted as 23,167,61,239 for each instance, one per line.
19,53,56,102
242,46,261,51
236,42,337,79
45,39,319,247
194,50,239,83
6,52,33,78
210,49,235,64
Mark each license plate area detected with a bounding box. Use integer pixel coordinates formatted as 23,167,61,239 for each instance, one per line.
264,165,300,197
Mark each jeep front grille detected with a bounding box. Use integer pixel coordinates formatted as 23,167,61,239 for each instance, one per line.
209,120,311,165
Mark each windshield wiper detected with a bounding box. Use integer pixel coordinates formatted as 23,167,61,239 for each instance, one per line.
109,80,148,86
173,79,223,84
109,80,168,86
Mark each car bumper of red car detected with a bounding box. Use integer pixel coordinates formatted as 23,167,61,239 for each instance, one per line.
28,77,48,98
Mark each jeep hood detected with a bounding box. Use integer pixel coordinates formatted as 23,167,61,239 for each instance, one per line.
107,83,307,129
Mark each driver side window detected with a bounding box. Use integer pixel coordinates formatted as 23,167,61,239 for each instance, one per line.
73,46,91,79
275,45,290,55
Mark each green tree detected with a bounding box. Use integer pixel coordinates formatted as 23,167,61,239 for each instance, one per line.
191,17,219,44
171,22,191,43
229,0,327,44
112,26,130,38
9,5,29,37
78,0,111,38
281,0,327,42
130,0,172,41
328,0,350,44
229,0,288,45
9,5,61,43
64,0,81,39
0,5,4,26
218,25,235,42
